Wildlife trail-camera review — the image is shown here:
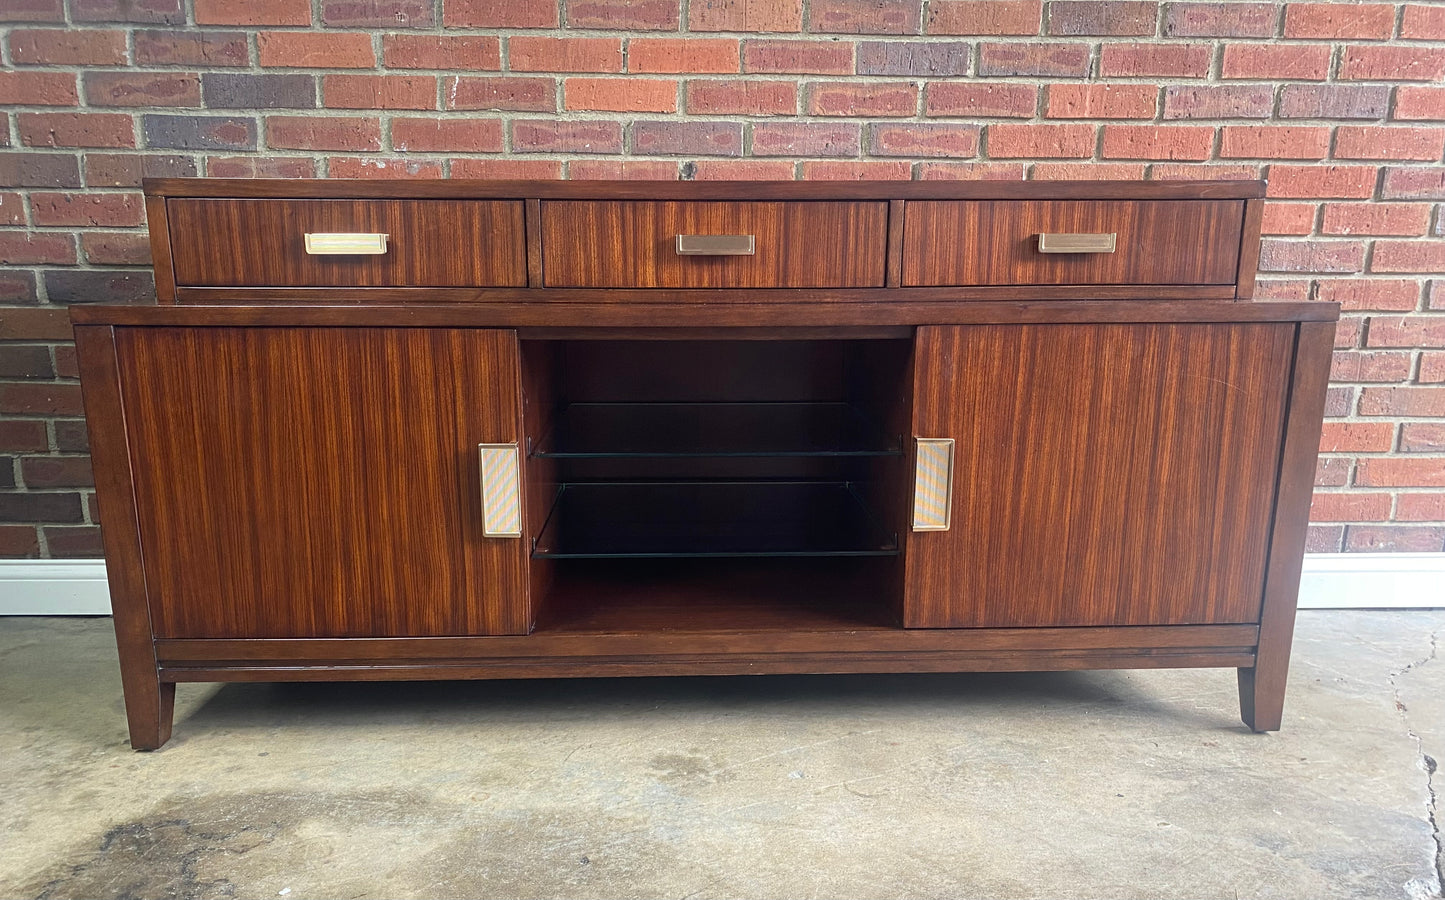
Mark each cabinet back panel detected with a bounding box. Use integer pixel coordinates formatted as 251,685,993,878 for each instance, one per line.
116,327,530,638
906,322,1293,627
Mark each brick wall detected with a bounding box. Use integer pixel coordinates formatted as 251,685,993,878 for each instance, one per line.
1,0,1443,559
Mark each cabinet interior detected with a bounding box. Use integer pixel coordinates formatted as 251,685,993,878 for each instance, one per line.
520,337,914,631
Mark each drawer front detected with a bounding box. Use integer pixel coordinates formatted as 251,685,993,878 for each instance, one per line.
167,198,527,288
541,200,888,288
903,199,1244,287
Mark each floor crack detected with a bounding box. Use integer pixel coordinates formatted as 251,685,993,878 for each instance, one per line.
1390,628,1442,899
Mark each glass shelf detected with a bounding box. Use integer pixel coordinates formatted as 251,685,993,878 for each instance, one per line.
531,480,900,559
531,402,902,458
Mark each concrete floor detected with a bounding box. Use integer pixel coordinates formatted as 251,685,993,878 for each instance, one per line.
0,612,1440,900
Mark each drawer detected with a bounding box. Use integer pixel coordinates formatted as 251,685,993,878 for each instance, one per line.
903,200,1244,287
540,200,888,288
166,198,527,288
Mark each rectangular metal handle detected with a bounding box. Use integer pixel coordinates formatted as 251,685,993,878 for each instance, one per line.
1037,232,1116,254
304,232,389,255
912,438,955,532
675,234,755,256
478,443,522,538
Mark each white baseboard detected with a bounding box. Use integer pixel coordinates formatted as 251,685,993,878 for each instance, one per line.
0,554,1440,616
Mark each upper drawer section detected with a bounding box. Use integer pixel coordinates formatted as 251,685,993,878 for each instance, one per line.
541,200,888,288
167,199,527,288
903,200,1244,287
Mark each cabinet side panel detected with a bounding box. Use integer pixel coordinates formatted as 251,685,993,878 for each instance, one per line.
117,327,529,638
906,322,1294,628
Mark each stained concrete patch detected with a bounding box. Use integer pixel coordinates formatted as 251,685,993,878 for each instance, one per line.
0,612,1442,900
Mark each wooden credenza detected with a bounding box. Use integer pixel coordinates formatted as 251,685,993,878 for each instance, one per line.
73,179,1337,749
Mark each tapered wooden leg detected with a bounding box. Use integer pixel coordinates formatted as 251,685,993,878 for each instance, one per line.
120,668,175,750
1238,662,1285,733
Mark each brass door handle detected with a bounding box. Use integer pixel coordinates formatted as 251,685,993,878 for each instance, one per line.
1037,232,1117,254
912,438,955,532
478,443,522,538
675,234,755,256
304,232,390,255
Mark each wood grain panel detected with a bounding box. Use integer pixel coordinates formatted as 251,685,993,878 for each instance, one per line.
905,322,1294,628
167,199,526,288
903,200,1245,286
541,200,888,288
116,327,530,638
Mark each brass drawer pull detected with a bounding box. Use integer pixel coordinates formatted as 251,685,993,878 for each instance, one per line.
478,443,522,538
912,437,955,532
1037,232,1117,254
675,234,755,256
304,232,390,255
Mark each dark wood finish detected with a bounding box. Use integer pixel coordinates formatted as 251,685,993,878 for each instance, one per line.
1236,197,1265,300
167,198,526,288
541,200,888,288
115,327,530,638
903,200,1245,286
906,323,1294,628
885,199,905,288
524,197,543,288
75,326,175,750
144,195,177,304
1240,320,1336,731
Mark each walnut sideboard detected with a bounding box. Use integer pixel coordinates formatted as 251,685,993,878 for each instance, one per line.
70,178,1337,749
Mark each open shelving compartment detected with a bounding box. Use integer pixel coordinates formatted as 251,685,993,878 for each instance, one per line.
520,336,915,633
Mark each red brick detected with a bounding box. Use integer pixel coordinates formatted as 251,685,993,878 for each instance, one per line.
17,113,135,149
1267,165,1379,200
1432,283,1445,311
1164,2,1276,37
323,75,436,110
809,0,921,34
510,37,622,73
1047,1,1154,35
134,30,249,67
1359,388,1445,416
857,40,969,75
1382,167,1445,200
1309,490,1392,522
258,32,374,68
1283,3,1394,40
1402,4,1445,39
206,156,317,178
84,72,201,107
990,123,1094,158
1261,202,1317,235
0,72,78,107
21,456,93,488
925,83,1036,118
744,39,853,74
808,82,917,117
0,192,24,226
0,0,63,23
1336,126,1445,162
1322,203,1432,237
53,347,79,379
1220,126,1330,160
0,525,40,557
196,0,309,24
1331,349,1414,381
511,120,623,154
1393,87,1445,122
751,121,860,157
1222,45,1332,81
687,159,797,180
72,0,182,25
868,123,978,158
29,191,143,226
321,0,434,27
7,28,127,65
1100,43,1211,78
327,157,444,179
1346,525,1445,552
1315,456,1351,486
568,0,678,29
1154,163,1265,181
1280,85,1390,120
1032,162,1147,180
688,0,802,32
629,39,739,74
0,383,84,416
265,116,381,152
564,78,677,113
446,77,555,112
1101,124,1212,160
632,121,743,156
443,0,558,27
1304,524,1343,553
449,158,563,179
383,35,500,70
1341,46,1445,82
0,307,74,340
977,42,1089,77
81,231,152,265
1318,422,1396,453
1401,424,1445,453
3,346,53,380
1372,241,1445,274
568,160,680,180
391,117,502,152
800,160,913,180
1259,238,1367,273
1319,279,1421,310
686,81,796,115
927,0,1039,34
1421,351,1445,383
1163,85,1273,120
1046,84,1156,119
1335,316,1365,348
43,525,104,557
0,232,75,265
0,421,48,453
1396,493,1445,521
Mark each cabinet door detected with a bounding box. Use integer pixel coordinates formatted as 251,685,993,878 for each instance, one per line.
117,327,530,638
905,323,1294,628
